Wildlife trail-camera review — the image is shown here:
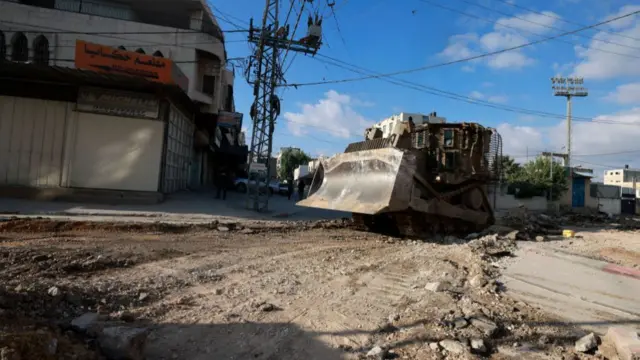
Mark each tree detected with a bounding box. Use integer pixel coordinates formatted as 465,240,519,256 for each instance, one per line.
508,156,568,200
277,148,311,181
498,155,522,182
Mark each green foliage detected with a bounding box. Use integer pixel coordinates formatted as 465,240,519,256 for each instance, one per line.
507,156,568,200
499,155,522,182
277,148,311,181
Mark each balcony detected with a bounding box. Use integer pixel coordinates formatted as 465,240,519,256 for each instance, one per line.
11,0,224,41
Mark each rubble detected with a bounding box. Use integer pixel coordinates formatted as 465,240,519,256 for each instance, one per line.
425,281,449,292
439,339,467,354
575,332,598,353
98,326,150,360
470,338,487,353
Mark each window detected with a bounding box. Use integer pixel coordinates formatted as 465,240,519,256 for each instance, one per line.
32,35,49,65
444,152,456,169
152,50,164,58
0,31,5,60
443,129,454,147
135,48,145,54
202,75,215,96
10,32,28,62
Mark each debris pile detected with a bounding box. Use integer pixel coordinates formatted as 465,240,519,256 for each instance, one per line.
498,210,561,238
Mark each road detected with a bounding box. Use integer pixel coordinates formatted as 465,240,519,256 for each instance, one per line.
0,191,350,224
502,241,640,335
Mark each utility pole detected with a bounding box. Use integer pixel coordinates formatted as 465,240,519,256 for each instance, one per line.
548,151,553,201
246,0,322,211
551,76,588,170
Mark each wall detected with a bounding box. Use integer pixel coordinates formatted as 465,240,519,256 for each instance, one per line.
70,112,164,192
492,193,549,212
0,96,69,187
593,197,621,215
0,1,230,112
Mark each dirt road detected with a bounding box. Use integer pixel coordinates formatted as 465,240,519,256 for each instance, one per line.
0,218,632,359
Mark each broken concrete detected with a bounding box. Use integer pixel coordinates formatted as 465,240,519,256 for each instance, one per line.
606,327,640,360
575,333,598,353
98,326,149,360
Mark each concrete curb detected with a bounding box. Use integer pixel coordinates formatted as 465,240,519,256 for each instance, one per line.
602,264,640,280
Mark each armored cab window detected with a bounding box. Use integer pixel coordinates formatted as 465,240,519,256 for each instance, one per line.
443,129,454,147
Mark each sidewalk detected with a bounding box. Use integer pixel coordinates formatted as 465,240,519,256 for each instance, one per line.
0,191,349,224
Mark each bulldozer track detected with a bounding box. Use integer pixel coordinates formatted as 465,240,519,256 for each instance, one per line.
352,181,492,240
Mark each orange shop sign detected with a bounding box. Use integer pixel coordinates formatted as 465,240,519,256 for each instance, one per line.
74,40,189,92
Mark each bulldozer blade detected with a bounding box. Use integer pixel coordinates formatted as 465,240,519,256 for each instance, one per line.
297,148,415,214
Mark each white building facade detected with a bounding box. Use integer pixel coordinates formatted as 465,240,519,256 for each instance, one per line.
0,0,243,202
0,0,234,114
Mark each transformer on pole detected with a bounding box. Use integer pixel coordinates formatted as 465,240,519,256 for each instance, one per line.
246,0,321,212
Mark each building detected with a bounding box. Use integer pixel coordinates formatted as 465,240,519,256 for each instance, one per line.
373,112,446,138
0,0,246,202
603,166,640,195
0,0,234,115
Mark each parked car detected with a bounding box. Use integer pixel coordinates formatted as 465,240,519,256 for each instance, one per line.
234,178,280,195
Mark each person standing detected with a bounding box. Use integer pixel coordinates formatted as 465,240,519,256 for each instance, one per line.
287,178,294,200
216,169,228,200
297,179,305,201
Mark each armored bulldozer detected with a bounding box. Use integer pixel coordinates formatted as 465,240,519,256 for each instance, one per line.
297,120,502,238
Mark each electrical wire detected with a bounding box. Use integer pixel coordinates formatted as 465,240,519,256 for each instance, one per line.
420,0,640,59
208,3,250,30
311,53,640,126
281,9,640,87
451,0,640,53
328,0,348,49
489,0,640,43
280,0,307,72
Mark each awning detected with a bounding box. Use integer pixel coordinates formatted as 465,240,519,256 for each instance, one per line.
0,60,196,113
573,170,594,178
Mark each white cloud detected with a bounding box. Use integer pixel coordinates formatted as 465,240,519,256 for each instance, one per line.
497,123,547,157
494,12,560,34
604,82,640,104
572,6,640,79
468,90,509,104
283,90,375,139
498,108,640,176
438,11,560,70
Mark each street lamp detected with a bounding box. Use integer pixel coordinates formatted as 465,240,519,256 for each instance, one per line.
551,76,589,169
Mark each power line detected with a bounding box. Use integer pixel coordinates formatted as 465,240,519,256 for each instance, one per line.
327,0,348,49
208,3,250,30
451,0,640,53
281,9,640,87
489,0,640,43
311,53,640,126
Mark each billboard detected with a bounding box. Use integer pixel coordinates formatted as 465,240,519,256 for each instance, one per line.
217,111,243,128
75,40,188,93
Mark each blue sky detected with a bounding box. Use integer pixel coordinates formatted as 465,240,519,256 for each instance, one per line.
212,0,640,179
